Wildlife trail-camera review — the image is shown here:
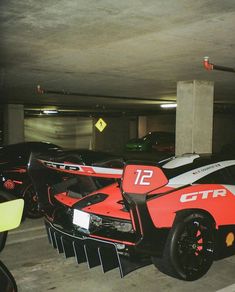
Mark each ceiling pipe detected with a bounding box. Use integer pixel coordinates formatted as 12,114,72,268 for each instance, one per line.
36,85,173,103
203,56,235,73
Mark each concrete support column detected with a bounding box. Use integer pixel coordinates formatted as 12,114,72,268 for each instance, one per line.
3,104,24,145
176,80,214,155
138,116,147,138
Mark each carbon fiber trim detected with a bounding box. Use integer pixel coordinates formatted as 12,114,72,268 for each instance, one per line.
61,237,75,258
54,233,63,254
44,220,151,277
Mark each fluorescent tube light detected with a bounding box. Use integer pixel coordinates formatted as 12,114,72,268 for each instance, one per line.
42,110,58,114
160,103,177,108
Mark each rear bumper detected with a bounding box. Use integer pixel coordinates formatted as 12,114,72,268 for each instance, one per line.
44,219,151,277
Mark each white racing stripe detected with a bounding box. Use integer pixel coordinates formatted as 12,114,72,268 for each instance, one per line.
39,159,123,176
168,160,235,185
163,154,200,169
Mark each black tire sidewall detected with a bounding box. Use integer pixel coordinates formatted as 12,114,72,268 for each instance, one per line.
169,212,215,281
22,183,42,219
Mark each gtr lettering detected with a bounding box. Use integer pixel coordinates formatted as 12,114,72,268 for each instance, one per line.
180,189,227,203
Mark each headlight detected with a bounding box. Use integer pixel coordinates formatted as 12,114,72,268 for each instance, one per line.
111,220,133,233
73,209,133,234
90,214,133,233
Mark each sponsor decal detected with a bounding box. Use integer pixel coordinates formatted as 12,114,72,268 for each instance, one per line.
226,232,235,247
168,160,235,185
192,163,221,175
42,160,82,172
38,159,123,178
180,189,227,203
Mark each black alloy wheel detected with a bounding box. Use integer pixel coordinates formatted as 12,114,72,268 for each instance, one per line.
152,212,215,281
23,184,43,219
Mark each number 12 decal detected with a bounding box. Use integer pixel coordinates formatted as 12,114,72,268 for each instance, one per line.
134,169,153,185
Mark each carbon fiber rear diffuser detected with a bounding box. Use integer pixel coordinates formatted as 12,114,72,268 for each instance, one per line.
45,222,151,277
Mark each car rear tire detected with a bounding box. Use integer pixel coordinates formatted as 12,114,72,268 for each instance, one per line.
152,211,215,281
23,184,43,219
0,232,7,252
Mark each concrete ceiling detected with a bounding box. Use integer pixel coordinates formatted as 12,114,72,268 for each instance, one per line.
0,0,235,114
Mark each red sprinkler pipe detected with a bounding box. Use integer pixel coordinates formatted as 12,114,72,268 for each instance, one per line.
203,57,235,73
203,56,214,71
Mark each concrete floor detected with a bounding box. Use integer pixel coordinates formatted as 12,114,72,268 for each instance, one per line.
1,218,235,292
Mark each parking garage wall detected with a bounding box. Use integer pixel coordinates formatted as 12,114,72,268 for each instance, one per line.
145,113,235,153
93,116,131,154
146,114,176,133
25,116,93,149
24,113,234,154
213,113,235,153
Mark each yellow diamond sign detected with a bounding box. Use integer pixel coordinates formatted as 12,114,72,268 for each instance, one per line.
95,118,107,132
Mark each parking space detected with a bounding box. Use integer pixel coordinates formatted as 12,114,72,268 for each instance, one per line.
1,218,235,292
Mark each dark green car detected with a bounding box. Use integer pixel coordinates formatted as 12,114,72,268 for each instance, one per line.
125,131,175,153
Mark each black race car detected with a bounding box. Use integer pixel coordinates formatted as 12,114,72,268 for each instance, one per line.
29,152,235,281
0,142,60,218
0,142,123,219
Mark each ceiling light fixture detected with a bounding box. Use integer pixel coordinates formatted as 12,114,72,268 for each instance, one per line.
42,110,58,114
160,103,177,108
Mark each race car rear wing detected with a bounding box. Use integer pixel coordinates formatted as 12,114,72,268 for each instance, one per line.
28,152,124,211
38,158,123,178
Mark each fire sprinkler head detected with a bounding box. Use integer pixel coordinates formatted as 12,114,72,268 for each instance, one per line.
203,56,213,71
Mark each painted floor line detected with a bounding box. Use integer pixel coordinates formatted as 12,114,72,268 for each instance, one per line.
10,225,45,234
6,234,48,245
216,283,235,292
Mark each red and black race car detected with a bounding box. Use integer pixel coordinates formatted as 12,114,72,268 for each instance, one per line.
29,152,235,281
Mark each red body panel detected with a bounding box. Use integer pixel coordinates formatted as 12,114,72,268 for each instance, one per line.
54,192,80,207
54,182,235,228
83,183,131,220
147,184,235,228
